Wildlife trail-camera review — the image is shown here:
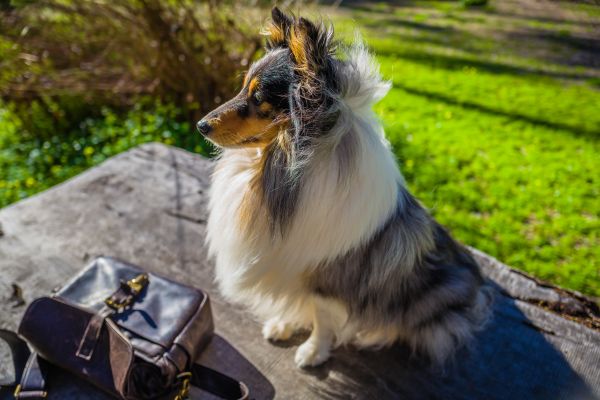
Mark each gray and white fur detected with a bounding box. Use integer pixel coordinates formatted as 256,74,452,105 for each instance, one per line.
203,8,492,368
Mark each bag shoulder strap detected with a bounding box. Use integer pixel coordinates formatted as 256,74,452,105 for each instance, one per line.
0,329,47,399
0,329,30,387
14,353,47,399
1,330,248,400
190,364,249,400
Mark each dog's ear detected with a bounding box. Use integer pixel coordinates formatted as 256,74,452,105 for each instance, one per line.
266,7,293,49
289,17,335,76
288,17,339,137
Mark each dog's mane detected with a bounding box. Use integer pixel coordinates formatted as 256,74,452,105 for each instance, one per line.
257,11,391,235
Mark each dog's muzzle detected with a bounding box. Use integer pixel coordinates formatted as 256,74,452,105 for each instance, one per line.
196,120,212,136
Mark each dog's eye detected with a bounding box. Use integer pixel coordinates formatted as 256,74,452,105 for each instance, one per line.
251,92,262,106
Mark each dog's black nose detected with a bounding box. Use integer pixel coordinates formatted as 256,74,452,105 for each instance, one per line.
196,120,212,136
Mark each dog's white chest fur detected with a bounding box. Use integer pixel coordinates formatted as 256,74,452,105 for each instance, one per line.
206,119,401,314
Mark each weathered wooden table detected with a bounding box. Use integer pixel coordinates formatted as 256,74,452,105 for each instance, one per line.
1,143,598,400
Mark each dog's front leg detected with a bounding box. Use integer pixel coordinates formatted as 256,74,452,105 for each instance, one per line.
294,296,341,368
262,317,295,341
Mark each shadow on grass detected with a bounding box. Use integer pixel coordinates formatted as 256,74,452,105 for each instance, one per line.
391,81,599,140
342,1,600,73
367,17,452,32
483,9,600,29
338,1,414,13
355,17,598,80
506,31,600,68
376,47,598,82
358,17,493,53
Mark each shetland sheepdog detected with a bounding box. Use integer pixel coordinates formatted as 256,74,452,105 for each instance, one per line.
198,7,491,368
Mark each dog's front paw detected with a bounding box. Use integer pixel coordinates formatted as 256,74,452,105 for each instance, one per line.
294,340,330,368
262,318,294,342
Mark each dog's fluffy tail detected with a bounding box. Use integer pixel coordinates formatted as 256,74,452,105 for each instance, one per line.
406,285,494,365
340,37,392,115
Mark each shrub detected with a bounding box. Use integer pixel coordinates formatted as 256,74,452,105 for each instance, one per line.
0,98,209,208
0,0,264,122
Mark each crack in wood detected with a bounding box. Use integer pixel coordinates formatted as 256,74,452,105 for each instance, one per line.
164,209,206,224
521,297,600,330
522,319,558,337
8,283,25,308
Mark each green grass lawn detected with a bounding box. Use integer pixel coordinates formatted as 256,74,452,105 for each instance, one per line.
331,0,599,297
1,0,598,297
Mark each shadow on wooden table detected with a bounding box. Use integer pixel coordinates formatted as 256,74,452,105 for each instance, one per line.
301,284,596,400
0,334,274,400
195,335,275,400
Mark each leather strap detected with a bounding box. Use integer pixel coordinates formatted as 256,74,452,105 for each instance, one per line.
77,272,147,361
0,329,30,387
76,307,113,360
1,329,249,400
0,330,46,399
190,364,249,400
14,353,47,399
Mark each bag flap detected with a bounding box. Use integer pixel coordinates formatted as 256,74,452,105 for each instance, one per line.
55,257,206,351
18,296,133,397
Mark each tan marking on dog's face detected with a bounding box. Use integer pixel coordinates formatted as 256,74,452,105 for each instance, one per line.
258,102,273,114
202,50,292,149
203,93,287,149
207,112,282,148
248,77,259,97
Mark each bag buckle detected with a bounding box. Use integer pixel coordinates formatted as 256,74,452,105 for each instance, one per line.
174,372,192,400
125,273,150,295
104,273,149,310
14,384,48,399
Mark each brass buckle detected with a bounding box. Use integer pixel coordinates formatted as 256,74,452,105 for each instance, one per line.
14,384,48,399
174,372,192,400
126,273,150,295
104,273,149,310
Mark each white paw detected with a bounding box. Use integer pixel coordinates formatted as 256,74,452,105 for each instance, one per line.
294,340,330,368
262,319,294,341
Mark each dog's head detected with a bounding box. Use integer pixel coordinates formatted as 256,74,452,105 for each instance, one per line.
197,7,339,149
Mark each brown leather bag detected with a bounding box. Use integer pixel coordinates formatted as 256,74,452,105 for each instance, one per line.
0,257,249,400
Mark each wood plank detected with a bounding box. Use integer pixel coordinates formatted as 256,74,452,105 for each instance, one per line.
0,143,598,400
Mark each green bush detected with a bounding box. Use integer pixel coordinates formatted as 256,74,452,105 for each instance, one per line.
0,0,263,122
0,99,211,208
0,0,264,206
